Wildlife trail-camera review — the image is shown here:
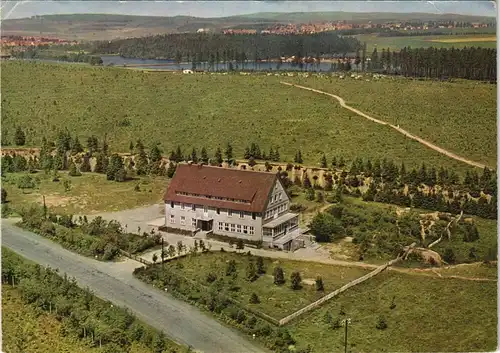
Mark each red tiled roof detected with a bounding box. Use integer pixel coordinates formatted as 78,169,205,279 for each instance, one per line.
163,164,277,212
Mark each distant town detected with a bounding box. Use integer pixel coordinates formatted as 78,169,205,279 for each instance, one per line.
221,20,493,35
1,19,495,52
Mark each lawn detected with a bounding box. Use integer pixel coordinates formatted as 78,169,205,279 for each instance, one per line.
288,271,497,352
2,171,167,214
2,285,153,353
137,251,497,352
150,251,371,319
1,60,485,174
287,75,497,168
354,33,497,51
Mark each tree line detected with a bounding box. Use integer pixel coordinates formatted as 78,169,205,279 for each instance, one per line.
90,32,361,61
2,248,182,353
10,48,103,65
20,204,162,260
358,46,496,81
287,151,497,220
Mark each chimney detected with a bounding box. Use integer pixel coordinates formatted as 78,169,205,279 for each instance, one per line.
217,178,221,182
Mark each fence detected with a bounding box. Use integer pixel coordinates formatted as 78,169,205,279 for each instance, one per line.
278,243,416,326
118,249,152,266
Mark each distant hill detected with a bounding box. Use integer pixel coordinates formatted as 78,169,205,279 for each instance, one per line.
1,12,495,41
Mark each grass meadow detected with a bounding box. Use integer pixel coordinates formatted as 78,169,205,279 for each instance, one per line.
354,33,497,51
288,270,497,352
159,251,370,319
2,285,155,353
288,75,497,168
2,61,491,174
2,171,167,214
143,251,497,352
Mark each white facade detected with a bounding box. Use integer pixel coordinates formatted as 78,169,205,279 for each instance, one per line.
164,179,300,249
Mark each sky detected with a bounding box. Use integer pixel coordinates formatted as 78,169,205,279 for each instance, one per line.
1,1,497,20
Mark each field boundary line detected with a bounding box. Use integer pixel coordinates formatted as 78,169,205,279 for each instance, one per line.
278,243,416,326
280,81,489,170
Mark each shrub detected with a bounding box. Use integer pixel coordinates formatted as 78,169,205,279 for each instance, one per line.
246,261,258,282
102,243,119,261
376,316,388,330
273,266,285,285
235,310,246,324
256,256,265,274
206,273,217,283
315,276,324,291
332,317,341,330
463,224,480,242
40,220,56,236
225,259,237,276
323,311,332,324
246,316,257,329
249,293,260,304
443,248,456,264
390,296,396,309
290,271,302,290
1,188,7,203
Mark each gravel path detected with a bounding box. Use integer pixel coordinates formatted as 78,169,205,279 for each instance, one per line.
1,220,267,353
281,82,489,169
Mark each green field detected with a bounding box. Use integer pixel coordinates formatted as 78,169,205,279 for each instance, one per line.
138,251,497,352
354,33,497,51
2,171,167,214
2,61,490,174
288,75,497,168
151,251,371,319
2,285,154,353
289,271,497,352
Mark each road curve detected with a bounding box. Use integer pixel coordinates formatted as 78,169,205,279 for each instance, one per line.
281,82,489,170
1,221,267,353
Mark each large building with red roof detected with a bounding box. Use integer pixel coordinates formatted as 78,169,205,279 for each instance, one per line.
163,163,301,250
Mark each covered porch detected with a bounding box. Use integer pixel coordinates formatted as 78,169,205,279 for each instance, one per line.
262,212,300,251
195,216,213,232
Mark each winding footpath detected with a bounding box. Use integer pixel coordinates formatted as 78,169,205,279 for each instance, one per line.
281,82,489,170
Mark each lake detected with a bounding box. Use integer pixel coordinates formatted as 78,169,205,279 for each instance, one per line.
100,55,355,72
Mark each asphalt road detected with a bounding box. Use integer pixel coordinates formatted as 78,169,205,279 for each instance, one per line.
1,220,267,353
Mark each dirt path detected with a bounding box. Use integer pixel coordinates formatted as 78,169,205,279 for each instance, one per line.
281,82,489,170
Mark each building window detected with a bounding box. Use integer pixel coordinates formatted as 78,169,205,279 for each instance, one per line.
181,203,185,210
170,215,175,224
180,216,186,225
279,193,282,200
274,194,278,202
239,211,244,218
192,204,196,211
230,224,235,232
203,205,208,213
252,212,256,220
228,209,232,217
243,225,248,234
192,218,196,227
237,224,242,233
170,201,174,208
217,208,220,215
249,226,254,235
218,222,223,231
225,223,230,231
